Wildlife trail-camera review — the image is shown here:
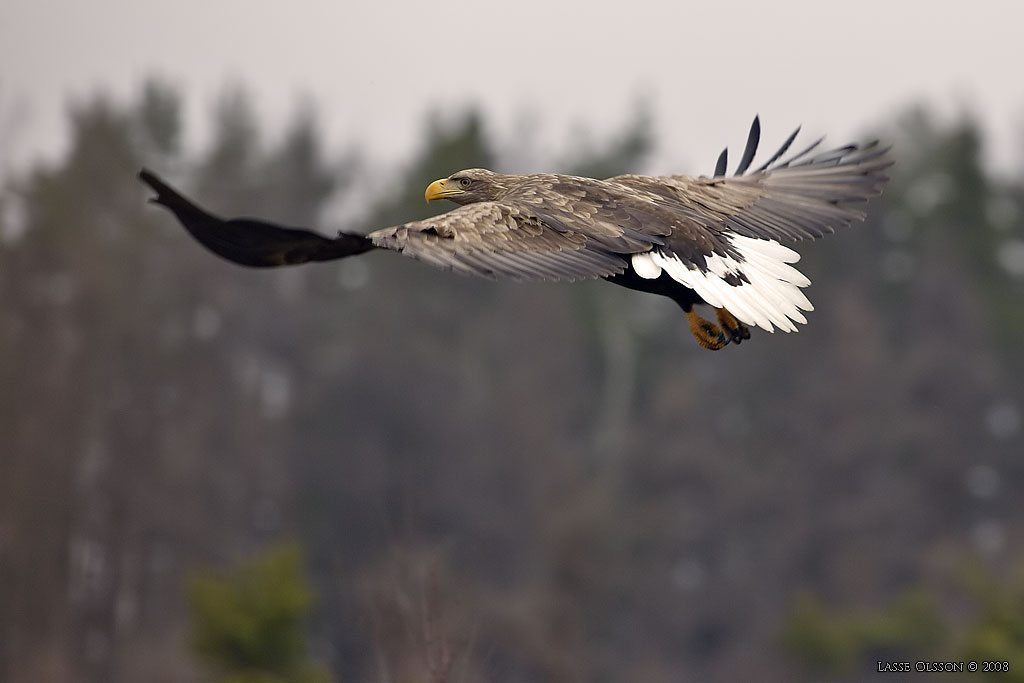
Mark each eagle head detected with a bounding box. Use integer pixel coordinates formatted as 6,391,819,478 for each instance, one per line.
424,168,516,205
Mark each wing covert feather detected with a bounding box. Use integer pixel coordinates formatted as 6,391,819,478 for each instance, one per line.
368,202,629,282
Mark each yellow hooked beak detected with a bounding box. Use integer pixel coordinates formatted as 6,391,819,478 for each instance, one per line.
424,178,465,203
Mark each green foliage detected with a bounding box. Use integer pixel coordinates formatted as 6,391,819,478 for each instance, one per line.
781,595,854,670
785,568,1024,679
959,567,1024,680
188,544,331,683
781,590,947,672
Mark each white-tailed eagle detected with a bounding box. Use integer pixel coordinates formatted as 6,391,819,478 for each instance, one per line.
139,117,890,350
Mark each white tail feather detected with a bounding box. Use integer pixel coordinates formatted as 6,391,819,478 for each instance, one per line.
633,232,814,333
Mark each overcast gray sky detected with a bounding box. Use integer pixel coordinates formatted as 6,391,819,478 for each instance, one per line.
2,0,1022,178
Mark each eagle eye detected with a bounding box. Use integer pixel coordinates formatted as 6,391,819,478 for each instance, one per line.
459,177,472,188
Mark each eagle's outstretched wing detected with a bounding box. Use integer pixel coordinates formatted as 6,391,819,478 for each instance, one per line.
367,202,629,282
608,116,892,244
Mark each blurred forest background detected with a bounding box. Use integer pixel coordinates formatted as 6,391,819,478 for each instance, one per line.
1,80,1023,682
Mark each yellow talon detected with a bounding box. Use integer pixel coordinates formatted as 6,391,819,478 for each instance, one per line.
687,310,728,350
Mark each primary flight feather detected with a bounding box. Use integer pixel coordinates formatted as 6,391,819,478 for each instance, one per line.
139,117,891,350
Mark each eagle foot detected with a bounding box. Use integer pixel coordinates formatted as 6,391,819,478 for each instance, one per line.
715,307,750,345
687,310,729,350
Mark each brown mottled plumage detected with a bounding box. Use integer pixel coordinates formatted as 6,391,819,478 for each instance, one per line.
139,118,891,350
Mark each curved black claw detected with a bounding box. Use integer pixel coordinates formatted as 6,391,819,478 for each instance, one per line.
715,308,751,346
727,322,751,345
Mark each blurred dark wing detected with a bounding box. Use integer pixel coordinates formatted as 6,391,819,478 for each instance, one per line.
139,169,373,267
368,202,630,282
